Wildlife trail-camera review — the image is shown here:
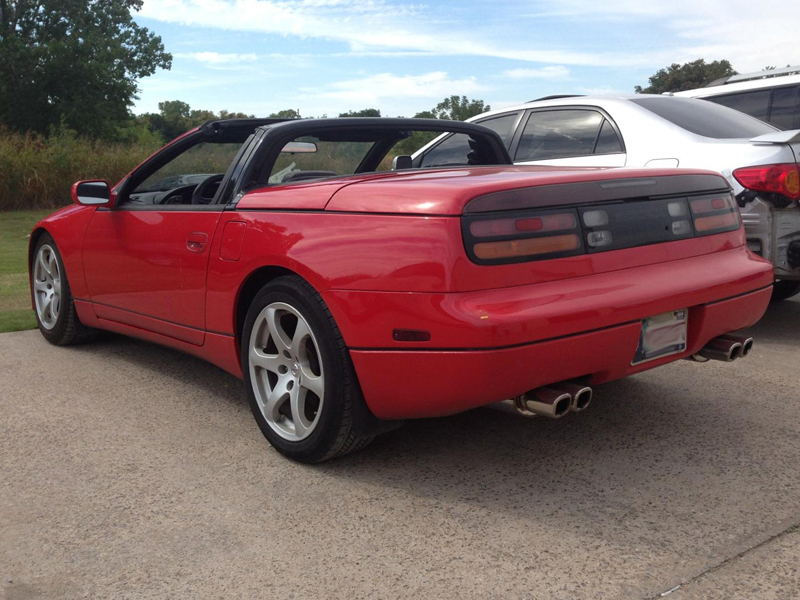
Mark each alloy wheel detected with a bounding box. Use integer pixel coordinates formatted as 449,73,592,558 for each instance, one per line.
248,302,325,441
33,244,61,330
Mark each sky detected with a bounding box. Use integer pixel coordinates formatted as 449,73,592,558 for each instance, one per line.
133,0,800,118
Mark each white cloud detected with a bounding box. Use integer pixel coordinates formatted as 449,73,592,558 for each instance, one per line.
576,86,630,96
527,0,799,72
502,66,569,80
139,0,661,67
176,52,259,65
305,71,486,104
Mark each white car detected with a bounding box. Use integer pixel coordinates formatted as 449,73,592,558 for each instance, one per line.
674,65,800,131
412,95,800,300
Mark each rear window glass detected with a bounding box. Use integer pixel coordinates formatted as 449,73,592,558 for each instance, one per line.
630,96,776,139
769,86,799,130
708,90,771,121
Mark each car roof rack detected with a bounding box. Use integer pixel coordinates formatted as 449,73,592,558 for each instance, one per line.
528,94,586,102
705,65,800,87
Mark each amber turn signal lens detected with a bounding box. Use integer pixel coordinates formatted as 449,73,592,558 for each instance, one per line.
473,234,580,260
694,212,738,232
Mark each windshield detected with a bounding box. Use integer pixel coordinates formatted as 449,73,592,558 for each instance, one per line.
629,96,777,139
134,142,242,193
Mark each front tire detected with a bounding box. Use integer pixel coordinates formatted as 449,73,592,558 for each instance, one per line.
241,276,373,463
32,234,97,345
771,280,800,302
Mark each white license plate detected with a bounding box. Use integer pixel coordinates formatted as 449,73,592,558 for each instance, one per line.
632,309,688,365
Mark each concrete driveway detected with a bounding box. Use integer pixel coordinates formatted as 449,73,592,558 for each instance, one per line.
2,298,799,600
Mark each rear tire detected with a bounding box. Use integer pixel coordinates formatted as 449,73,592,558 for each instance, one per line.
241,276,373,463
771,280,800,302
32,234,98,346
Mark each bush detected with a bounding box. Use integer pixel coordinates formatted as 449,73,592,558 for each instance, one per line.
0,127,162,210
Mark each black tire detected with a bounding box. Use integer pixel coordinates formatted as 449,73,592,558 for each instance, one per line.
32,234,98,346
771,280,800,302
241,276,373,463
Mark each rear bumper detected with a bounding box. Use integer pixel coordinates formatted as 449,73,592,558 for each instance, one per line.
325,245,773,419
350,286,771,419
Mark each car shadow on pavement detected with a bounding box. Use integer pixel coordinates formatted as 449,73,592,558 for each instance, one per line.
739,295,800,345
57,297,799,530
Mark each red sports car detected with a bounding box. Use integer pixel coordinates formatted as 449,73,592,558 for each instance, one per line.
29,118,773,462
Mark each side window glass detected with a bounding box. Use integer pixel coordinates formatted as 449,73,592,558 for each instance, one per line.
128,142,242,206
594,119,623,154
709,90,771,121
420,134,472,167
515,110,603,161
475,112,520,148
420,112,520,167
769,86,799,130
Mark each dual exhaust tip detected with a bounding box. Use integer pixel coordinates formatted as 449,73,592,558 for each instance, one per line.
694,334,754,363
492,334,754,419
498,382,593,419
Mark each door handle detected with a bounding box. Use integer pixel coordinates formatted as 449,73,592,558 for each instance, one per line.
187,232,208,253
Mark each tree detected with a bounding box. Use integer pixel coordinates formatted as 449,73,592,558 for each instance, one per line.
0,0,172,138
634,59,737,94
338,108,381,117
269,109,302,119
139,101,255,141
431,96,490,121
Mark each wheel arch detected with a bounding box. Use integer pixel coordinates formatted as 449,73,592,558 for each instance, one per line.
234,264,308,354
233,262,398,438
28,227,51,307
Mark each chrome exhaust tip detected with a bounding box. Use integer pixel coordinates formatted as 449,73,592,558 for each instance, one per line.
522,388,572,419
698,337,744,362
488,398,537,418
549,382,593,412
718,334,754,358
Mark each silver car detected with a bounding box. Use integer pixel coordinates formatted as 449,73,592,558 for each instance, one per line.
413,95,800,300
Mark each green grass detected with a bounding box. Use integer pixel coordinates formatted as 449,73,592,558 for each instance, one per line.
0,209,55,333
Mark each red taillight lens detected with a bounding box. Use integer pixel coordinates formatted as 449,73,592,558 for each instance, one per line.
469,212,576,237
733,163,800,200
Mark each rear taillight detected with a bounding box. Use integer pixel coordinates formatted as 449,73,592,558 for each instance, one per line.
464,209,583,264
688,194,741,234
462,193,741,265
733,163,800,201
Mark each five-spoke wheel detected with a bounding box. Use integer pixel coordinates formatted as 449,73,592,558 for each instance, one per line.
33,244,61,330
32,234,96,346
249,302,325,441
241,276,375,462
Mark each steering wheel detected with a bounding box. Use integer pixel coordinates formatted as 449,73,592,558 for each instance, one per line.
191,174,225,205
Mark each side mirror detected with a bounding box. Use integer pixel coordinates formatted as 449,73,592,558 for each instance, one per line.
71,180,111,206
281,141,318,154
392,155,413,170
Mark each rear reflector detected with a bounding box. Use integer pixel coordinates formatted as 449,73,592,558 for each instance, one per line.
733,163,800,201
392,329,431,342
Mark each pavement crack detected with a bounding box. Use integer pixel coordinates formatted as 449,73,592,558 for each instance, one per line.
646,522,800,598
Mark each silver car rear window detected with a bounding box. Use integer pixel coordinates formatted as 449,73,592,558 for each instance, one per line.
629,96,777,139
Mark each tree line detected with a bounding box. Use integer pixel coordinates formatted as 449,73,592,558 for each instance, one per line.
0,1,791,146
138,96,490,143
